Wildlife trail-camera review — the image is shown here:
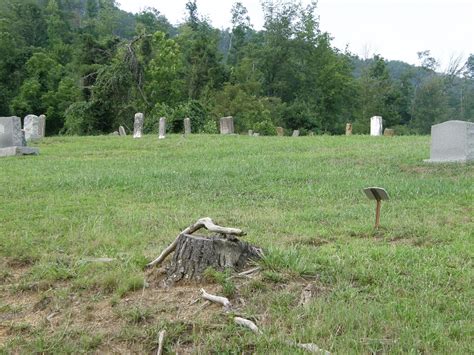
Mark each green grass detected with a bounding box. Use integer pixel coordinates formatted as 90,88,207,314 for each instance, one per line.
0,134,473,353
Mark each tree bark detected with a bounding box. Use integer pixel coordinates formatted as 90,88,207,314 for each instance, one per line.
166,234,261,283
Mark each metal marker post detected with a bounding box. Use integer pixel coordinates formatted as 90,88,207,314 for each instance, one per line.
363,187,389,229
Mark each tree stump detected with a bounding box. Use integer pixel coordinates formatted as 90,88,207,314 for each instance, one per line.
166,234,262,283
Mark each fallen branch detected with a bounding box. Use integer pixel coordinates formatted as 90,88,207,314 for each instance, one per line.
238,267,261,277
156,330,166,355
234,317,261,334
147,218,246,267
200,288,232,310
285,341,330,354
296,343,330,354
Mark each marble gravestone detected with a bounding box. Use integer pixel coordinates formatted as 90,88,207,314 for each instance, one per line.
276,127,284,136
0,116,39,157
370,116,383,136
24,114,46,141
133,113,144,138
425,120,474,163
184,118,191,135
119,126,126,136
292,130,300,137
219,116,234,134
248,130,253,136
158,117,166,139
346,123,352,136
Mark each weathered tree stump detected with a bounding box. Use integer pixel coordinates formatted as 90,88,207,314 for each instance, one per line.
166,234,262,283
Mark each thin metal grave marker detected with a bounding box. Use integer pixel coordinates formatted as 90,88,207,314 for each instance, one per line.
363,187,389,228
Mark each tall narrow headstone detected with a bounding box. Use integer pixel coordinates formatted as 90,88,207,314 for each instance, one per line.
119,126,126,136
159,117,166,139
38,114,46,137
0,116,39,157
248,130,253,136
346,123,353,136
219,116,234,134
184,118,191,135
370,116,383,136
292,130,300,137
425,120,474,163
24,114,45,141
133,113,144,138
276,127,284,136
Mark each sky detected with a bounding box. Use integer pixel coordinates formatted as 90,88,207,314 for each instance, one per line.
117,0,474,69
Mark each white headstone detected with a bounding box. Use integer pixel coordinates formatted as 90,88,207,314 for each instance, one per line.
370,116,383,136
119,126,126,136
38,115,46,137
425,120,474,163
248,130,253,136
159,117,166,139
0,116,39,157
184,118,191,135
133,113,144,138
292,130,300,137
219,116,234,134
0,116,23,147
24,114,45,141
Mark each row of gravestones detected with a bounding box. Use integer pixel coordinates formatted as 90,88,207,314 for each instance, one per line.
2,113,472,163
118,113,474,162
0,115,45,157
345,116,394,137
113,114,191,139
113,114,307,138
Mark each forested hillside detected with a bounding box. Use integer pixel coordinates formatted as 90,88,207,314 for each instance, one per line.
1,0,473,135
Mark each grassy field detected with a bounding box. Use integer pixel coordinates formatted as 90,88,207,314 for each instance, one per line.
0,134,472,353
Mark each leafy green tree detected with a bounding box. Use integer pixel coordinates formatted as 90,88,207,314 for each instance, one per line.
411,76,449,133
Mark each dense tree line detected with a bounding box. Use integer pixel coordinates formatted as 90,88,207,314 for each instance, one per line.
0,0,473,136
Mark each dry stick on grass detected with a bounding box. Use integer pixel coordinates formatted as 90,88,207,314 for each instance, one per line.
234,317,261,334
238,266,261,276
156,330,166,355
200,288,232,311
199,290,328,353
147,217,246,268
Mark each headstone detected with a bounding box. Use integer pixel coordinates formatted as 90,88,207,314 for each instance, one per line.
0,116,39,157
384,128,395,137
309,132,314,136
24,114,45,141
292,130,300,137
370,116,383,136
253,133,260,137
219,116,234,134
276,127,284,136
119,126,126,136
109,131,119,136
346,123,353,136
425,120,474,163
0,116,23,147
184,118,191,135
133,113,144,138
158,117,166,139
38,114,46,137
248,130,253,136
